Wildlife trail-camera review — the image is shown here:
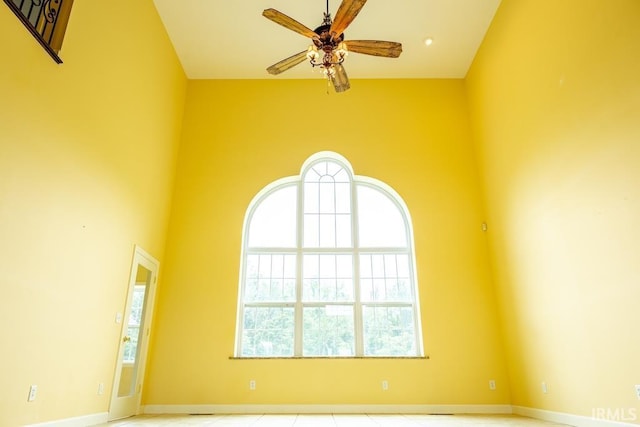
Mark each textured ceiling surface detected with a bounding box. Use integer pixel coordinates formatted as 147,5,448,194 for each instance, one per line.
153,0,502,80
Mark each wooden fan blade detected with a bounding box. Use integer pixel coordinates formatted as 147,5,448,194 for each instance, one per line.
263,9,317,39
330,0,368,38
267,50,309,75
344,40,403,58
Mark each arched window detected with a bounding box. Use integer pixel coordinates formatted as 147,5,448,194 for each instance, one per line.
235,152,423,357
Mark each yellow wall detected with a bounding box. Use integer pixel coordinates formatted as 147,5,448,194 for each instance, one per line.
144,79,509,406
0,1,186,425
9,0,636,421
466,0,640,420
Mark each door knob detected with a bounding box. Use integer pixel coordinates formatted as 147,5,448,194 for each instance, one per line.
123,336,131,343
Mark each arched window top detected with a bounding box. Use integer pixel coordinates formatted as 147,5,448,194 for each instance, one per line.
303,159,352,184
247,152,413,250
237,152,423,358
300,151,354,178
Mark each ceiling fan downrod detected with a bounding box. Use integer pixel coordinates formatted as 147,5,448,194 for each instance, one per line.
308,0,347,71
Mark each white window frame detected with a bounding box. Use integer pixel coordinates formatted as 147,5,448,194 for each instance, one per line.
235,152,424,358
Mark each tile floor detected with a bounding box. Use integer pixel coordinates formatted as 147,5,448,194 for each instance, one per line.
99,414,571,426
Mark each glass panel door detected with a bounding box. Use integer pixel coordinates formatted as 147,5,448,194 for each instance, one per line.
109,246,158,421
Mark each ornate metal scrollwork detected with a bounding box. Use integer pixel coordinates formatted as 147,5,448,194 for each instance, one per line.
43,0,60,24
5,0,67,62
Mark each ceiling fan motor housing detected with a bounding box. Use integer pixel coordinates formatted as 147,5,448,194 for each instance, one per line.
312,24,344,51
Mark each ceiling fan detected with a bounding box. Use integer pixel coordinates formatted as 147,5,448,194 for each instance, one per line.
263,0,403,93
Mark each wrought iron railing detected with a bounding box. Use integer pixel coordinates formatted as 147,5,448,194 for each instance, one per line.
3,0,73,63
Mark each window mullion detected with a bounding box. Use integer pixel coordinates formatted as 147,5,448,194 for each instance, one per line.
333,180,338,248
295,181,304,357
352,183,364,357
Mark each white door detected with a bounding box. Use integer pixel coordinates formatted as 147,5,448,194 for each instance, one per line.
109,246,159,421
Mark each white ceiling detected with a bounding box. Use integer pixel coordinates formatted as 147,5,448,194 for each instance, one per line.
153,0,502,80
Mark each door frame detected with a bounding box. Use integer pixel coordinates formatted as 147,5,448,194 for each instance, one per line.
108,245,159,420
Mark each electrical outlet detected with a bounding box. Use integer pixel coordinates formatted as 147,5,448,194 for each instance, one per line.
98,383,104,395
635,384,640,400
489,380,496,390
541,382,548,394
249,380,256,390
28,385,38,402
382,380,389,391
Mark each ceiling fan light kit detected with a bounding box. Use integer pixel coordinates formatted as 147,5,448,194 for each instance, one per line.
263,0,402,93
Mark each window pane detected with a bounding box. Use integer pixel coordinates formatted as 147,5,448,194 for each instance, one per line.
258,254,271,278
303,279,318,301
320,279,337,301
337,279,353,301
336,255,352,278
303,306,354,356
245,254,296,302
304,166,320,183
326,161,344,178
304,255,319,278
398,279,411,300
360,254,412,302
303,214,319,247
271,254,284,278
242,307,294,357
360,278,373,301
246,255,259,278
319,215,336,248
373,278,386,301
335,183,351,213
304,183,319,213
363,306,416,356
360,255,372,278
304,255,353,302
270,279,283,300
284,256,295,277
357,185,407,247
248,185,297,247
311,162,328,179
303,254,319,301
397,254,410,277
319,255,336,278
371,254,385,277
334,168,350,183
245,279,258,301
284,279,296,300
336,214,352,247
257,279,270,301
319,181,335,214
384,254,397,276
386,279,399,300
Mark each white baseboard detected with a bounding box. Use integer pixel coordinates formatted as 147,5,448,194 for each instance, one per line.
19,405,638,426
26,412,108,427
514,406,639,427
143,404,513,415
